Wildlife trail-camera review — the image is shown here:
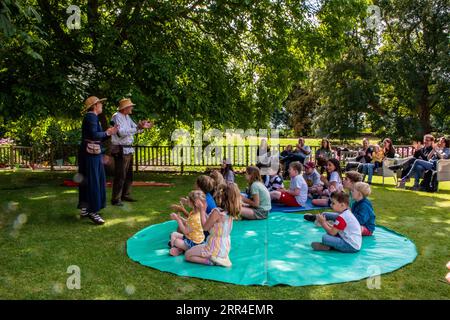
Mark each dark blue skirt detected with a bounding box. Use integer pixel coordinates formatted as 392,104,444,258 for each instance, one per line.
78,150,106,213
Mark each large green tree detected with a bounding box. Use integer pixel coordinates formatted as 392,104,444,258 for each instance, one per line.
1,0,341,143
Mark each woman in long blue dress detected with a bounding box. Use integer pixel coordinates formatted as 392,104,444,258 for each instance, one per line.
78,96,118,225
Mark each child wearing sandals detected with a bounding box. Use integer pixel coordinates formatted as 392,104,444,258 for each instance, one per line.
351,182,376,236
240,166,272,220
185,183,241,267
270,161,308,207
312,158,343,207
311,191,362,253
169,190,207,256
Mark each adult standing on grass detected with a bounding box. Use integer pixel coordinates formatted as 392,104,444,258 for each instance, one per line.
78,96,118,225
110,98,153,206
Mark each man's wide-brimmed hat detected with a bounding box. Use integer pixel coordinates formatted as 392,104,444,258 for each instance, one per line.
84,96,107,111
118,98,136,111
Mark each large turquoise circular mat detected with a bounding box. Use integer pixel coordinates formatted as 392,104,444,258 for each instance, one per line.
127,212,417,286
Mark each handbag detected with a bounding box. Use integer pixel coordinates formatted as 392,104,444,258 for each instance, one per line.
85,140,101,155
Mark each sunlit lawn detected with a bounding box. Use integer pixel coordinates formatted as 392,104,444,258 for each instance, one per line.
0,170,449,299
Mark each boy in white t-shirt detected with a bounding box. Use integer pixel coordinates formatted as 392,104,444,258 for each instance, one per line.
270,161,308,206
311,191,362,253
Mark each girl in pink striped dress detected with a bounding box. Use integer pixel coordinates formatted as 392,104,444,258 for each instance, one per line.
185,183,241,267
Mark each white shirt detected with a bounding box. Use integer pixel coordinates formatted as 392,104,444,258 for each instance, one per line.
333,209,362,250
290,174,308,206
329,171,343,192
111,112,143,155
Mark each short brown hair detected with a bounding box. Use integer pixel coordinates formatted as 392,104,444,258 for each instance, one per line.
331,191,350,206
196,175,215,194
345,171,363,183
210,170,226,188
289,161,303,174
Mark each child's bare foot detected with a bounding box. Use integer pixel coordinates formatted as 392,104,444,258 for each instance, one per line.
311,242,331,251
169,247,184,256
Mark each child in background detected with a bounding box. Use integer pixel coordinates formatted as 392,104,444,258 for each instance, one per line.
185,183,241,267
264,167,284,192
270,161,308,207
372,144,385,171
343,171,363,207
312,158,343,207
169,191,206,256
221,158,235,184
303,161,323,198
240,166,272,220
351,182,376,236
311,191,362,253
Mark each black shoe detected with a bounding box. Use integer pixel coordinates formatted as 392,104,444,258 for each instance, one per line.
88,212,105,225
121,197,137,202
111,201,124,206
388,164,402,171
80,208,88,218
304,214,316,222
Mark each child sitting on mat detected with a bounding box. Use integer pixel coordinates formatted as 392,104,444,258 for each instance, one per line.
169,190,207,256
303,161,323,198
171,175,217,217
311,191,362,253
240,166,272,220
270,161,308,207
185,183,241,267
343,171,363,207
312,158,343,207
264,167,284,192
351,182,376,236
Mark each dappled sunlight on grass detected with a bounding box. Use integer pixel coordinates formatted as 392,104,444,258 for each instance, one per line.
28,195,57,200
1,170,450,299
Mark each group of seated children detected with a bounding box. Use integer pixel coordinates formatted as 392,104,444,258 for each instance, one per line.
169,173,240,267
167,162,376,267
304,171,376,252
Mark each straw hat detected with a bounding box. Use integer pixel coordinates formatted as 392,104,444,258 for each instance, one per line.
117,98,136,111
84,96,107,111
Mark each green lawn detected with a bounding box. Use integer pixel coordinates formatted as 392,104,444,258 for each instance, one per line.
0,170,449,299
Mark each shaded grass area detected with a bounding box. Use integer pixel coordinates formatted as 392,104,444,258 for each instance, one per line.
0,171,449,299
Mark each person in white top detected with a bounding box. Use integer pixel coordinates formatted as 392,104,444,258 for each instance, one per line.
110,98,153,206
312,158,343,207
270,161,308,207
311,191,362,252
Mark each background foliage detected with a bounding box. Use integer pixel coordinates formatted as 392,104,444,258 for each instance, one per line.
1,0,448,145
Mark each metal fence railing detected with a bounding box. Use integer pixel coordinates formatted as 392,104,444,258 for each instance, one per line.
0,144,415,172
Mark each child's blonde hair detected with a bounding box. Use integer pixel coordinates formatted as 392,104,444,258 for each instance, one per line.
188,190,206,211
345,171,363,183
213,183,241,219
353,182,371,197
210,170,226,188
